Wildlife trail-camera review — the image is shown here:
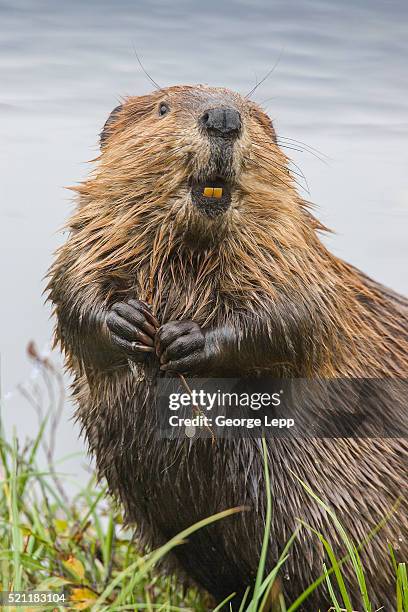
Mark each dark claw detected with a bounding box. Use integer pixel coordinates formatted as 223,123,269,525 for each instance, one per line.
156,320,196,343
155,320,206,374
110,334,155,360
160,351,203,373
111,302,157,339
160,334,205,364
137,331,155,347
128,299,160,329
107,299,160,361
131,343,155,353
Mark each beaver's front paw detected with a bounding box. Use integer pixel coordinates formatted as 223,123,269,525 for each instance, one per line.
155,320,206,374
106,299,159,362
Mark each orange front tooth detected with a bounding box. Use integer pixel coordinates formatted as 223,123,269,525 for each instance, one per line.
203,187,214,197
213,188,223,199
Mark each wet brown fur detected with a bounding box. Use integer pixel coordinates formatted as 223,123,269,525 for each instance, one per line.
47,85,407,610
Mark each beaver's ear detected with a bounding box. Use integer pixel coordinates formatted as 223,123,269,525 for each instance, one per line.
100,104,124,148
248,103,277,144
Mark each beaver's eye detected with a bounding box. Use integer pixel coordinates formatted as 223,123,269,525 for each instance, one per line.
158,102,170,117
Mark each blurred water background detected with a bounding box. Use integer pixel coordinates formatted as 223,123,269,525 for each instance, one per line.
1,0,407,482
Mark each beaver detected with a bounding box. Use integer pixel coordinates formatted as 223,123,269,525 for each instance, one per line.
47,85,408,610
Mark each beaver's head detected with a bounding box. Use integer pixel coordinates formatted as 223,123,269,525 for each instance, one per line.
94,85,294,239
68,84,332,331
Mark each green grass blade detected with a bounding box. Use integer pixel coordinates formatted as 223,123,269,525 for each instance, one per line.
213,592,237,611
10,433,23,590
297,519,352,611
323,562,342,611
289,469,372,612
247,437,272,610
396,563,408,612
238,587,250,612
94,505,246,608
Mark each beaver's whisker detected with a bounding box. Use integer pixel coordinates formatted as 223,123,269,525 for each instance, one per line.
285,159,311,195
249,142,309,193
133,47,162,91
245,49,284,99
248,160,297,193
277,135,329,160
277,139,329,165
251,149,310,194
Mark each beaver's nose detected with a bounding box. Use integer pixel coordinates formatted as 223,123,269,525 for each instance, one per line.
201,107,242,138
